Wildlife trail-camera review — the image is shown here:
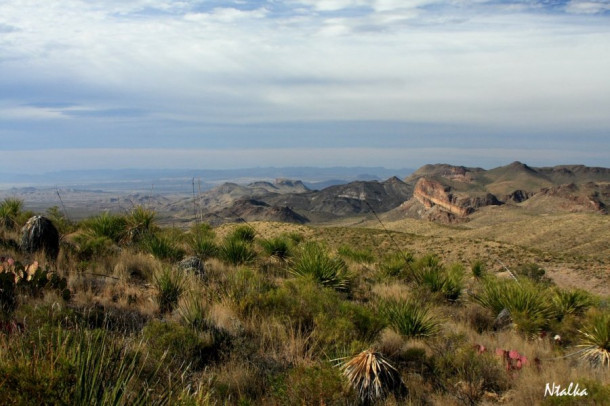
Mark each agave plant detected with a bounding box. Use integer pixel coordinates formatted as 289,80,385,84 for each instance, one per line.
338,349,404,404
578,313,610,368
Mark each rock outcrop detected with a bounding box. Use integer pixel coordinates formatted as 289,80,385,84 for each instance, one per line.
20,216,60,259
412,178,502,219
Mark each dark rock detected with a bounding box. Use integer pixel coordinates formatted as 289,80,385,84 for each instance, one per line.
178,256,205,276
493,308,512,331
20,216,59,259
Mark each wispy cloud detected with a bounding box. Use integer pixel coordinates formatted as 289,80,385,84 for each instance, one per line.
0,0,608,169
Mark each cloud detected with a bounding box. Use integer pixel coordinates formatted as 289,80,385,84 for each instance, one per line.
0,0,609,170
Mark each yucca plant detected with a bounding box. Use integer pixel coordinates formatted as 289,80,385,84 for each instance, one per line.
470,278,554,335
155,268,186,313
83,212,128,244
259,237,291,261
229,225,256,244
190,236,219,260
219,237,257,265
126,205,157,243
338,349,404,404
291,242,350,292
178,292,209,330
578,313,610,368
552,288,594,321
0,198,23,230
142,234,185,262
380,298,441,339
471,260,486,279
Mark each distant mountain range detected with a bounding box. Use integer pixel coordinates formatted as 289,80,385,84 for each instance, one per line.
2,162,608,225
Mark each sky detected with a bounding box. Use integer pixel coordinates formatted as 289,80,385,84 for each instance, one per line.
1,0,609,173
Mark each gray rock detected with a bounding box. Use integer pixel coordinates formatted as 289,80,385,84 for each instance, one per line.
20,216,59,259
493,308,512,331
178,256,205,276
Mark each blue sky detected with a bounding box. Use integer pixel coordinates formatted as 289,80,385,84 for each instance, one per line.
1,0,609,172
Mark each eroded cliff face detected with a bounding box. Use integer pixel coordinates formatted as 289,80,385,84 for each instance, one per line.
410,178,502,221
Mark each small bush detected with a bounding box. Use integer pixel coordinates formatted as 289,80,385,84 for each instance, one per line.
259,237,291,261
578,312,610,368
82,212,128,244
154,268,185,313
142,234,185,262
219,238,257,266
229,225,256,244
380,298,441,340
291,242,350,292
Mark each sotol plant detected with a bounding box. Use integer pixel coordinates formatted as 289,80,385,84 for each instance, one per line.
578,313,610,368
380,298,441,339
291,242,350,292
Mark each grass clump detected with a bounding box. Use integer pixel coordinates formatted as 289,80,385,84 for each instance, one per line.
0,198,23,230
154,268,185,313
337,245,375,264
259,236,292,261
290,242,350,292
141,234,185,262
83,212,128,244
380,298,441,339
219,238,257,266
229,225,256,244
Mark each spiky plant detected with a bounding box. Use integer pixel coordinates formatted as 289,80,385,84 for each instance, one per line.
190,236,219,260
126,205,157,243
259,237,291,261
229,225,256,244
471,260,486,279
380,298,441,339
552,288,594,321
178,292,209,330
338,349,403,404
83,212,128,244
155,268,186,313
0,198,23,230
290,242,350,292
142,234,185,262
219,237,257,265
578,313,610,368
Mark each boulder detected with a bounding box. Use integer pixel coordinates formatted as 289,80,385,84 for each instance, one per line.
493,308,512,331
178,256,205,276
20,216,59,260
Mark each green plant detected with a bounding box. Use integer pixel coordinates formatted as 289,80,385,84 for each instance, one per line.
142,234,185,262
219,238,257,265
229,225,256,244
126,205,157,243
471,260,486,279
83,212,128,244
155,268,186,313
578,312,610,368
259,237,291,261
291,242,350,292
178,292,209,331
337,245,375,264
380,299,441,339
552,288,594,321
0,198,23,230
190,236,219,260
46,205,76,235
338,349,404,404
470,278,555,335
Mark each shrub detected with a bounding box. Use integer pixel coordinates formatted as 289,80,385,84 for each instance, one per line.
470,278,555,335
82,212,128,244
229,225,256,244
154,268,185,313
552,288,594,321
337,245,375,264
219,238,257,266
291,242,350,292
380,298,441,339
142,234,185,262
0,198,23,230
259,237,291,261
126,206,157,243
578,312,610,368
